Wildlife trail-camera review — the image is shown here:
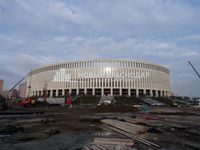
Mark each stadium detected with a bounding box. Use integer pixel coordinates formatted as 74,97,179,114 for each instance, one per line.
26,59,171,97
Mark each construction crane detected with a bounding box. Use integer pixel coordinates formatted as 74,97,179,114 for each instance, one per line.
9,73,29,92
188,61,200,79
8,72,30,98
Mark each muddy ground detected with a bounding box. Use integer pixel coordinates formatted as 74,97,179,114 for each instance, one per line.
0,106,200,150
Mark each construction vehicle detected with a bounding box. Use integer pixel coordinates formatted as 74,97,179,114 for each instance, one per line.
5,72,33,108
8,73,30,99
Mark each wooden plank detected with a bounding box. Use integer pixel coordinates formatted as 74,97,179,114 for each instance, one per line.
109,126,151,146
94,144,108,150
92,138,134,146
101,119,147,135
83,146,92,150
109,126,160,147
90,144,102,150
102,119,146,130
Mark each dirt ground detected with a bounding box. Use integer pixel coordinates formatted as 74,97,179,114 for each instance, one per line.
0,106,200,150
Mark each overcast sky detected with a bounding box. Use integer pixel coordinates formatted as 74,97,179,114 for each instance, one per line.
0,0,200,97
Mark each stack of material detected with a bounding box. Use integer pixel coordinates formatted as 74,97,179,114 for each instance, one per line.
83,138,134,150
92,138,134,146
101,119,160,148
141,98,166,106
98,96,116,105
101,119,147,134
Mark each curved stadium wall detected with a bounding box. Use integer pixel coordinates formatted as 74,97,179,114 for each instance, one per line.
26,59,171,97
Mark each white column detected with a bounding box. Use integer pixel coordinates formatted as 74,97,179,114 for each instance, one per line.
62,89,64,96
128,88,131,97
84,88,87,94
102,78,103,88
105,78,107,88
119,88,122,96
101,88,104,96
155,90,158,97
160,91,163,97
143,89,146,96
150,90,153,97
76,87,79,95
69,89,72,95
92,88,95,95
136,89,139,97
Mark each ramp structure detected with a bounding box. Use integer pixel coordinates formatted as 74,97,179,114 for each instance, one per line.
98,96,116,105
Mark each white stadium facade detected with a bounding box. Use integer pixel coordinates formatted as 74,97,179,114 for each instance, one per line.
26,59,171,97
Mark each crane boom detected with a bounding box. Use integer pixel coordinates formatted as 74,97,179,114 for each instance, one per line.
188,61,200,79
9,72,30,92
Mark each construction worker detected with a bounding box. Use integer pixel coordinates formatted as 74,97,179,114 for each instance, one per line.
65,95,72,110
31,98,36,107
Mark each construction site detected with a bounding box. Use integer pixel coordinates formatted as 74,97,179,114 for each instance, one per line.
0,94,199,150
1,0,200,149
0,60,200,150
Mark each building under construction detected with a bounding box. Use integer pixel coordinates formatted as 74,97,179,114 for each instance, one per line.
26,59,171,98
